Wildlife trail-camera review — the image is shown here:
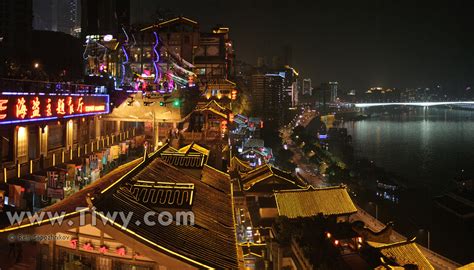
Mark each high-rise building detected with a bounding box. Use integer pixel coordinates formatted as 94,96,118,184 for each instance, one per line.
291,80,299,107
303,78,312,96
81,0,130,37
0,0,33,57
251,72,288,124
329,81,338,102
33,0,81,37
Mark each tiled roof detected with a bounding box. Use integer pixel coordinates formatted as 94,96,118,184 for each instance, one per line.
274,185,357,218
160,153,207,168
93,152,238,269
367,239,434,270
159,142,209,168
178,142,210,156
201,164,231,194
230,156,253,173
457,263,474,270
240,164,307,192
1,147,239,269
140,16,198,31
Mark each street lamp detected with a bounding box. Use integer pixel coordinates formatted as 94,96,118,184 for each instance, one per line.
369,201,378,220
34,62,39,69
418,229,431,250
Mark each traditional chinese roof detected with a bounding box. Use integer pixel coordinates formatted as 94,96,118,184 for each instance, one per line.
1,146,239,269
457,263,474,270
129,181,195,209
240,148,266,157
240,242,266,258
94,152,238,269
367,239,434,270
181,100,231,122
159,142,209,169
201,164,231,194
239,164,307,192
140,16,198,31
177,142,210,156
230,156,253,173
274,185,357,218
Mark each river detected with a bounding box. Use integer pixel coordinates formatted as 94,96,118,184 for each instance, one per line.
341,107,474,264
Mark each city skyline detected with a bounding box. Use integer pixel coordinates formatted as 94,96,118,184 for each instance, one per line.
131,0,473,91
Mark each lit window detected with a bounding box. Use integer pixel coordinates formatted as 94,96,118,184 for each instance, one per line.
17,126,27,162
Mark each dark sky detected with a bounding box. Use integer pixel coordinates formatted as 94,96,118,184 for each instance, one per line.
132,0,473,91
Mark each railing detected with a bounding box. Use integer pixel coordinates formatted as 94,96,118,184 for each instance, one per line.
181,131,222,142
0,78,99,94
0,128,144,182
291,238,313,270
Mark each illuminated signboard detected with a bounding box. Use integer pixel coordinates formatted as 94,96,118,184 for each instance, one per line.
0,93,109,125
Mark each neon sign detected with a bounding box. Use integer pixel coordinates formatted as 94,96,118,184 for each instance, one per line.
0,93,109,125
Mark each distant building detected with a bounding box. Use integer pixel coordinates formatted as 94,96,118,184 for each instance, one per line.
291,80,299,107
33,0,81,37
329,81,338,102
303,78,312,96
251,72,287,124
0,0,33,57
80,0,130,37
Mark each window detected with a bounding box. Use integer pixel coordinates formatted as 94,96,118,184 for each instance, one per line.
17,126,27,162
48,123,64,150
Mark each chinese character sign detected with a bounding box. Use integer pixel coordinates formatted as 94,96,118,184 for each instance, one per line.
0,94,109,124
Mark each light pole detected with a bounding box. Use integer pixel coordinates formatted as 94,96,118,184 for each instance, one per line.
369,201,378,220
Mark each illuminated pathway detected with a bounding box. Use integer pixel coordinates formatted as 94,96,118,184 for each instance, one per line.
354,101,474,108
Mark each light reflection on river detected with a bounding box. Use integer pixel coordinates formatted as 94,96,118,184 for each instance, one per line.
343,108,474,192
341,107,474,264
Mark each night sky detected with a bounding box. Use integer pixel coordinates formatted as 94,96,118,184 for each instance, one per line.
132,0,473,92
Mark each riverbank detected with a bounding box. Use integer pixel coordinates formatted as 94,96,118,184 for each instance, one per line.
283,124,461,268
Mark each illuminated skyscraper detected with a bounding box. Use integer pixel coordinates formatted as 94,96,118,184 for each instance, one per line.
32,0,81,37
329,81,338,102
303,78,312,96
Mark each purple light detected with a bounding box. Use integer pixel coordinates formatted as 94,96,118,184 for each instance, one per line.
1,92,109,97
152,32,161,84
121,45,129,85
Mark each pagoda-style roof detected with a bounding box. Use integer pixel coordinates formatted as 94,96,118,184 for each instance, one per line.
140,16,198,31
159,142,209,169
240,242,266,258
230,156,253,173
274,185,357,218
367,239,434,270
239,164,307,192
1,146,238,269
182,100,230,122
177,142,210,156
